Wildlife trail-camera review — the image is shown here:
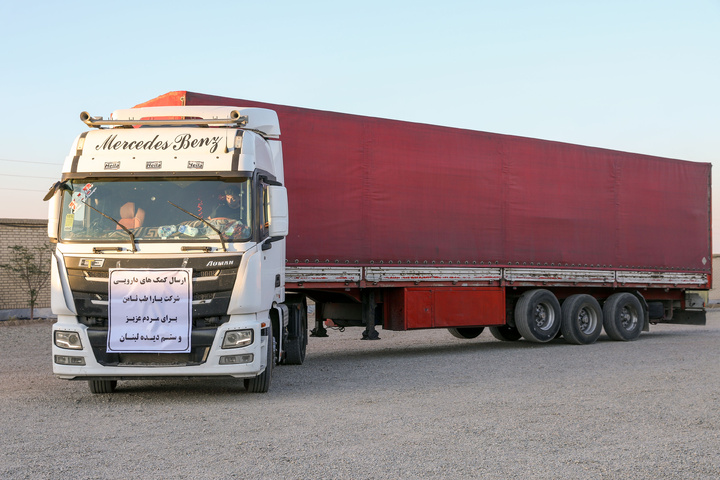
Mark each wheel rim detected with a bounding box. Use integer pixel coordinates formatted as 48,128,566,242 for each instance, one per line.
577,306,598,334
619,305,638,331
534,302,555,331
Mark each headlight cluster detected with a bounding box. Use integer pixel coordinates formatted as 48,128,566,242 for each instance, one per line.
55,331,83,350
222,329,253,349
54,331,85,366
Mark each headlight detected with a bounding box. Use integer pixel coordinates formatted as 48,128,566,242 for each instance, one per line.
222,329,253,349
55,331,83,350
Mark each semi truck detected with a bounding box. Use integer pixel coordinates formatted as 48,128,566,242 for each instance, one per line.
47,91,711,394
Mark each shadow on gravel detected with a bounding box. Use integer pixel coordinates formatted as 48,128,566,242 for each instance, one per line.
93,377,251,398
330,341,523,361
309,322,715,363
306,335,598,362
65,326,713,399
79,342,548,398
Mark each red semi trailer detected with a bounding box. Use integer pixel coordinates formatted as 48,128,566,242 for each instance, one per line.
138,91,710,345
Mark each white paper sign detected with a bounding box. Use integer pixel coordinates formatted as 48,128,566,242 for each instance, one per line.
107,268,192,353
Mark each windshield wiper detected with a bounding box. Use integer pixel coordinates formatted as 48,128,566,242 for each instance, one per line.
167,201,227,252
81,200,137,253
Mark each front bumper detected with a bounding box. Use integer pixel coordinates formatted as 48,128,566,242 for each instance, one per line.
52,314,268,380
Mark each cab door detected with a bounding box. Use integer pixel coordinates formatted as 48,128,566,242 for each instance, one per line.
257,180,286,306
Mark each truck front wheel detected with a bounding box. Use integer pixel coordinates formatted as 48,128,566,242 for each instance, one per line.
245,324,275,393
515,289,561,343
88,380,117,394
283,302,308,365
603,293,643,341
561,294,603,345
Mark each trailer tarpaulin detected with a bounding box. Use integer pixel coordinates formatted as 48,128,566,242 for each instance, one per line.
137,92,711,273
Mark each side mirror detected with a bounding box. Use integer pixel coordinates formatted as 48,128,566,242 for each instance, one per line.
267,186,289,237
44,180,72,242
47,190,61,241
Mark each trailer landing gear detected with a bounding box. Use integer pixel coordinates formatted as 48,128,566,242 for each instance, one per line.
362,328,380,340
309,302,328,337
310,324,328,337
361,291,380,340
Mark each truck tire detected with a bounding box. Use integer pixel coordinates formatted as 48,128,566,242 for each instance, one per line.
603,292,643,341
515,289,561,343
88,380,117,394
489,325,522,341
447,327,485,339
245,323,275,393
561,294,603,345
284,303,308,365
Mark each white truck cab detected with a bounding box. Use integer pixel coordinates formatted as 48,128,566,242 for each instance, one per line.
47,106,304,394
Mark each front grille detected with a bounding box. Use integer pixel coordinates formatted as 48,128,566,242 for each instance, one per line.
65,254,242,366
117,353,200,366
197,269,220,277
66,254,241,322
87,326,218,366
84,270,109,279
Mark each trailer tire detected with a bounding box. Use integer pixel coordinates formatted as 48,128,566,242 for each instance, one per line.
88,380,117,394
284,303,308,365
244,323,275,393
447,327,484,339
561,294,603,345
603,293,643,341
515,289,561,343
489,325,522,341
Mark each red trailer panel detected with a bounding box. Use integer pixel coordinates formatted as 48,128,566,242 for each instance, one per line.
137,91,711,274
386,287,505,330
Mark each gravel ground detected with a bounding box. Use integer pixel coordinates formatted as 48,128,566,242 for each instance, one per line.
1,313,719,479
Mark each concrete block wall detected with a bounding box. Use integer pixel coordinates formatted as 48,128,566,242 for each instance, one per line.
0,219,52,309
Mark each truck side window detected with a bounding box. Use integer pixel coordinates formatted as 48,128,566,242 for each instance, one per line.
258,184,269,239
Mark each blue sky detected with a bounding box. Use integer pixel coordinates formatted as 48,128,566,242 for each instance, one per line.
2,1,719,250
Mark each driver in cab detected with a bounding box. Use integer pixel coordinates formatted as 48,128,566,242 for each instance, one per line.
209,187,242,220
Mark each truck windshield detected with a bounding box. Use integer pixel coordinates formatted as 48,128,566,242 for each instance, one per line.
59,177,252,243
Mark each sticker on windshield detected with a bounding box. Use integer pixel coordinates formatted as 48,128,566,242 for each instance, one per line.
82,183,96,198
64,214,74,231
67,183,96,213
68,191,85,213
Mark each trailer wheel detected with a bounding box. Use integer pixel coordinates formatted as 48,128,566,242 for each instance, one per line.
245,323,275,393
561,294,603,345
489,325,522,341
447,327,484,339
284,302,308,365
515,289,561,343
88,380,117,394
603,293,643,341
